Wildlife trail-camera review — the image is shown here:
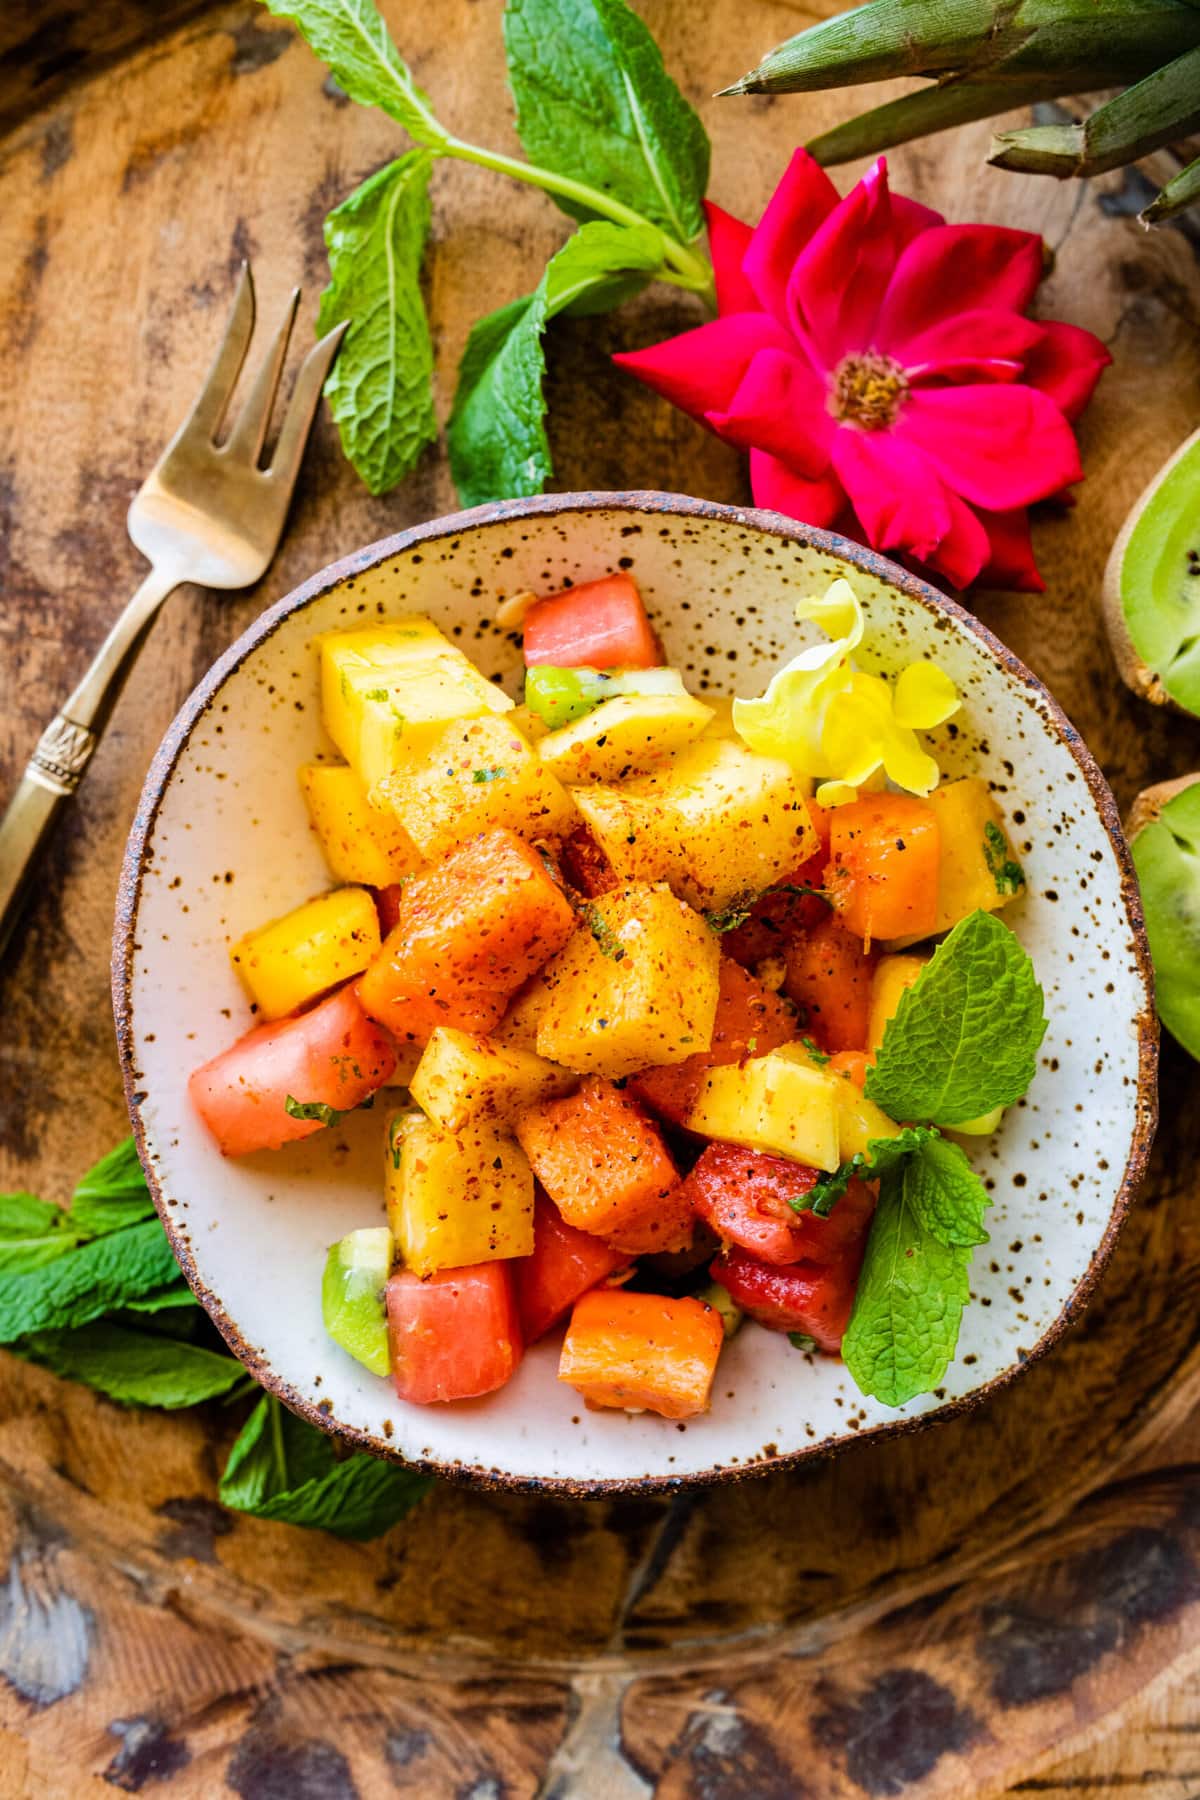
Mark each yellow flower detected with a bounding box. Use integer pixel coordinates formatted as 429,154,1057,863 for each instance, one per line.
732,577,960,803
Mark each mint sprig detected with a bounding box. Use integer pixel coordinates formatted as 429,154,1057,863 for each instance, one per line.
794,1125,940,1218
866,911,1046,1127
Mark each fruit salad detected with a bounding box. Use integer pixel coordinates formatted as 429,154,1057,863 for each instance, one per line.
189,570,1043,1419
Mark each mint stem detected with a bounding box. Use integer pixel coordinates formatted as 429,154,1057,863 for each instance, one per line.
441,134,716,303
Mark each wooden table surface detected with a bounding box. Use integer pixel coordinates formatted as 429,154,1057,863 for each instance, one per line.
2,2,1200,1795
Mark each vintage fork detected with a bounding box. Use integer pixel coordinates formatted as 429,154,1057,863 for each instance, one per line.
0,266,345,960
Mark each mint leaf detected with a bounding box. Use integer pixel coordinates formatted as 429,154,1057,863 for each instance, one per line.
0,1192,84,1274
260,0,448,145
903,1134,991,1250
120,1283,197,1316
70,1138,156,1237
503,0,709,241
316,152,437,496
0,1219,180,1343
220,1395,430,1540
15,1323,245,1409
842,1158,974,1407
796,1125,940,1218
448,220,665,505
1131,780,1200,1060
865,911,1046,1126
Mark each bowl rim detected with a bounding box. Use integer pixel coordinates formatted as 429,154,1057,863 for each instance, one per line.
112,488,1159,1497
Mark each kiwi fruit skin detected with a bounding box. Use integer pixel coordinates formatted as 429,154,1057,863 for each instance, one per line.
1126,773,1200,839
1102,425,1200,715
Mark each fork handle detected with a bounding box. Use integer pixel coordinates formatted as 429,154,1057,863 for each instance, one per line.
0,563,181,962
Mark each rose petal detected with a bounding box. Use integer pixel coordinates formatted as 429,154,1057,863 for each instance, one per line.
706,347,834,474
896,383,1083,511
1020,319,1112,421
974,505,1046,593
874,225,1044,351
705,199,758,315
899,309,1044,384
830,427,952,561
928,491,992,591
892,194,945,253
787,158,903,366
749,447,845,527
741,148,839,328
613,313,794,423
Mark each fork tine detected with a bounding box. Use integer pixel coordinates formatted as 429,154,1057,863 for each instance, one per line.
187,263,256,442
266,319,348,488
225,285,301,464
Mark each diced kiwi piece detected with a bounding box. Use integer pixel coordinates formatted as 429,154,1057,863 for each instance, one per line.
322,1226,393,1377
695,1280,744,1339
1103,427,1200,715
1129,774,1200,1059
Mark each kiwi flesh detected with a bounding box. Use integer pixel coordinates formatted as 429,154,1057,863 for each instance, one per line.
1128,773,1200,1061
1102,427,1200,716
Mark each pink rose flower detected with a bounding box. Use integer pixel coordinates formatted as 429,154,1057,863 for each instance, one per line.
615,151,1110,592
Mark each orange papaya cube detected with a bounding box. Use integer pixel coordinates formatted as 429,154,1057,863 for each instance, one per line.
515,1077,690,1255
826,794,941,944
358,828,577,1044
558,1288,725,1419
629,957,797,1127
783,914,877,1054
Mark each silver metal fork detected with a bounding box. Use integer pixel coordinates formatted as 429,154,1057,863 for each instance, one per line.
0,265,345,960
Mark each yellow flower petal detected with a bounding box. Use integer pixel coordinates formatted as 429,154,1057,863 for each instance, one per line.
733,578,864,773
893,661,961,730
795,577,864,652
815,780,860,808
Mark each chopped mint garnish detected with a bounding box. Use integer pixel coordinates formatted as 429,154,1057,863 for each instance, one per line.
983,820,1025,897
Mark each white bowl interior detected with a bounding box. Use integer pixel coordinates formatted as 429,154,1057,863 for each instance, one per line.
121,501,1149,1488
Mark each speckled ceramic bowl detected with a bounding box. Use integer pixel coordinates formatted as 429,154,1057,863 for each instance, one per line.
113,492,1157,1493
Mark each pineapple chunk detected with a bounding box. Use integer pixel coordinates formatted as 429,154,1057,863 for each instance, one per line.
684,1044,841,1171
572,738,818,912
320,618,513,792
888,777,1024,947
699,696,737,738
230,887,380,1020
386,1110,534,1275
491,977,553,1050
866,954,928,1054
537,693,715,784
372,715,576,859
299,763,423,887
536,882,720,1079
410,1028,576,1132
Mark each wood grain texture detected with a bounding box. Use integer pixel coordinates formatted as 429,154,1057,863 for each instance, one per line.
0,3,1198,1795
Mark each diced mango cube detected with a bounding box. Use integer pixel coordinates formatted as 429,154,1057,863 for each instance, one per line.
299,763,423,887
572,738,818,912
684,1044,841,1171
372,715,576,860
410,1028,576,1132
887,776,1024,946
831,1071,903,1161
536,882,721,1079
537,693,715,785
866,954,928,1054
320,618,513,792
491,977,553,1051
230,887,380,1020
386,1110,534,1276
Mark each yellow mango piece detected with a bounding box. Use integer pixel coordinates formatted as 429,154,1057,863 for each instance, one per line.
371,715,576,860
410,1028,576,1132
700,696,737,739
537,693,715,784
888,777,1024,947
684,1045,841,1171
299,763,423,888
230,887,380,1020
320,618,513,792
491,977,553,1051
536,882,720,1079
386,1110,534,1275
866,954,928,1054
832,1076,903,1162
572,738,818,912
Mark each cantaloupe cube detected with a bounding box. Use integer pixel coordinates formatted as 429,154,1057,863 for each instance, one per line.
536,882,720,1079
299,763,423,887
372,715,576,859
537,693,715,785
386,1110,534,1275
572,738,818,912
230,887,380,1020
684,1044,841,1171
887,777,1024,947
410,1028,576,1132
320,618,513,792
516,1078,690,1254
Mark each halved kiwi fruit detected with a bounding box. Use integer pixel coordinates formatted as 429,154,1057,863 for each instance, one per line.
1102,427,1200,715
1128,773,1200,1060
